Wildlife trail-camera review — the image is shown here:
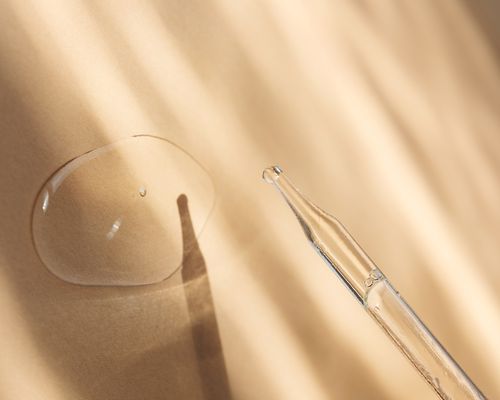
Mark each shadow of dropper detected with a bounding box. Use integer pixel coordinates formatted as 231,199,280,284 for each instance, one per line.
177,194,232,400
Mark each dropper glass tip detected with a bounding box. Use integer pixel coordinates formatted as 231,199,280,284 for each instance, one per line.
262,165,283,184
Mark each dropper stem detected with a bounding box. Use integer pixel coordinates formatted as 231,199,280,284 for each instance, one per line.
263,166,486,400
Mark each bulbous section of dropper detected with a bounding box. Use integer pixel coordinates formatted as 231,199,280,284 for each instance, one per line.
262,166,380,303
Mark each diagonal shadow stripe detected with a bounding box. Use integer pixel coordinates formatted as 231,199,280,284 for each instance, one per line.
178,194,232,399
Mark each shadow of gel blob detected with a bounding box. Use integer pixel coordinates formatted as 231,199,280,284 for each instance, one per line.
31,135,215,286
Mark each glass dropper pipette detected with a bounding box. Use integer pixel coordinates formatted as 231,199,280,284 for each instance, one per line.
262,165,486,400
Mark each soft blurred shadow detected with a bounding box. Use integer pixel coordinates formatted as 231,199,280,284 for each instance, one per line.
178,194,232,400
248,243,390,399
463,0,500,63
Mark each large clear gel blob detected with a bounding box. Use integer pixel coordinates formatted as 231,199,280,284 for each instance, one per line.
31,135,215,286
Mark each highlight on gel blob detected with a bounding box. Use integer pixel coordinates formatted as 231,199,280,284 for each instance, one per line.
31,135,215,286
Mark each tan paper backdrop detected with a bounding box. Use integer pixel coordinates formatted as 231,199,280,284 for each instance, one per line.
0,1,499,399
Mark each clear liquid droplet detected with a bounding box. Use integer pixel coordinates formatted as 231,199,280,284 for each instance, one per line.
262,165,283,184
32,135,215,286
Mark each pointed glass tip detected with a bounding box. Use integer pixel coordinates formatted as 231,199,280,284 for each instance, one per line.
262,165,376,304
261,165,318,239
262,165,283,184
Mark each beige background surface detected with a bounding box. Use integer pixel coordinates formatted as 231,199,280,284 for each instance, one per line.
1,1,499,399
